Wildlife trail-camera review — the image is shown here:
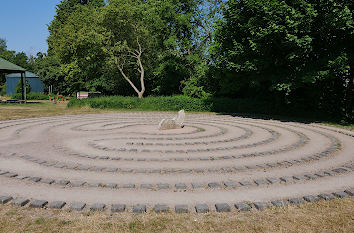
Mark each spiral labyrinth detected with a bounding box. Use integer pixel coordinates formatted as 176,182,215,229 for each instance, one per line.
0,112,353,213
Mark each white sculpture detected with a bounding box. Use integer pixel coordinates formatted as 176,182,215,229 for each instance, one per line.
158,110,185,130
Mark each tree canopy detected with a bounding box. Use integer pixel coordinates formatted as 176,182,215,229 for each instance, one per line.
1,0,352,119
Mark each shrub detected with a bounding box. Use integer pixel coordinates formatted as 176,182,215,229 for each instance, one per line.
15,80,31,94
12,92,49,100
68,95,278,114
0,84,6,96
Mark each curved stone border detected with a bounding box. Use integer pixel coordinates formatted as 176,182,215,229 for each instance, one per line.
1,189,353,213
0,163,352,191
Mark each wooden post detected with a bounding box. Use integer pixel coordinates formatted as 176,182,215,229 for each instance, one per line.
23,72,27,103
20,72,24,101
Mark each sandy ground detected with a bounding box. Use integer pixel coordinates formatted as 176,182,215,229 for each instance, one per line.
0,112,353,206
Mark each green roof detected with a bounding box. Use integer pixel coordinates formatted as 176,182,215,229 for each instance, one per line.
0,57,26,73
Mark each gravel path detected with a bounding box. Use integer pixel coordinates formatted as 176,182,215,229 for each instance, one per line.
0,112,353,213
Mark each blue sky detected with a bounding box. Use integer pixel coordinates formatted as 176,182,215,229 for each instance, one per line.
0,0,60,56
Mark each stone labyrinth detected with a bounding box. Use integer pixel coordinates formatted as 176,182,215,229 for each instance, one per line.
0,112,353,213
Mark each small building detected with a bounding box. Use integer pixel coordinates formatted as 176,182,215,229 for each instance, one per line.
6,71,44,96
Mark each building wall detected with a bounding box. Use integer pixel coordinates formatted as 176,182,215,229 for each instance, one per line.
6,77,44,96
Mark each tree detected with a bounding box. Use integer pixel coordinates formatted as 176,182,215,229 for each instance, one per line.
213,0,353,117
102,0,151,98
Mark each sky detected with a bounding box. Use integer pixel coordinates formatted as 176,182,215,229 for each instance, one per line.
0,0,60,56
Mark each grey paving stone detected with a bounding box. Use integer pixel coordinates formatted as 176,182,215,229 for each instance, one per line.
246,165,257,169
257,164,267,169
141,184,153,189
303,195,320,202
133,205,146,213
157,183,170,189
154,204,169,213
57,180,70,185
151,169,162,173
333,191,348,199
67,165,78,169
304,174,317,179
254,179,267,185
175,183,187,189
0,196,12,204
324,170,335,176
293,175,306,180
49,201,66,209
318,193,335,200
71,181,86,187
194,168,204,173
90,203,105,211
195,204,209,213
41,178,55,184
224,181,237,188
11,198,29,207
332,168,348,173
70,202,86,211
288,198,304,205
221,167,233,172
106,183,118,189
191,183,204,189
208,182,221,188
29,177,41,182
215,203,231,212
344,189,354,196
267,178,280,184
235,203,251,211
88,183,101,187
180,169,191,173
0,171,9,175
314,172,326,177
175,205,189,213
253,202,270,210
106,168,118,172
271,200,287,207
111,204,126,213
123,184,135,189
239,181,252,186
4,173,17,178
78,166,90,171
135,169,147,173
280,176,293,183
30,200,48,208
166,169,177,173
15,176,28,180
234,166,246,171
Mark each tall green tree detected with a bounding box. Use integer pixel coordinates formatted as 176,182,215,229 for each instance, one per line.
213,0,353,117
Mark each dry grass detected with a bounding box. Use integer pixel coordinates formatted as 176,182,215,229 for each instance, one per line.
0,101,114,121
0,199,353,233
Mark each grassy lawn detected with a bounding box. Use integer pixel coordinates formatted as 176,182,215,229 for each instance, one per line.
0,101,114,121
0,199,353,233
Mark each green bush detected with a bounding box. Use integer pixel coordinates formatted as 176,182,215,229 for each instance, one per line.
68,95,279,114
12,92,49,100
68,95,338,121
15,80,31,94
0,84,6,96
